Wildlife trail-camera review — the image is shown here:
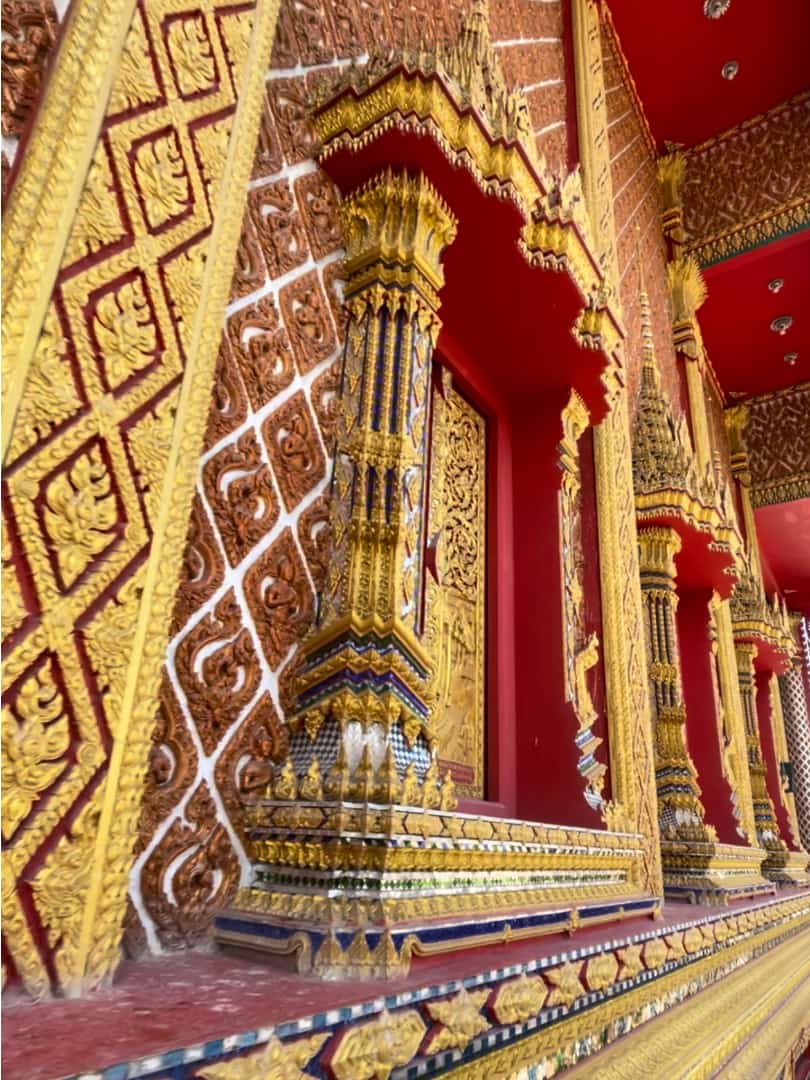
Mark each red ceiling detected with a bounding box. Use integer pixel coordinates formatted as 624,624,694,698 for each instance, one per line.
757,498,810,618
606,0,810,150
700,231,810,399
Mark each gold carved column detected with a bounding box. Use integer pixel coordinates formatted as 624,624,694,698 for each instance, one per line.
283,169,458,805
637,527,709,842
572,0,662,896
709,594,757,843
735,642,788,873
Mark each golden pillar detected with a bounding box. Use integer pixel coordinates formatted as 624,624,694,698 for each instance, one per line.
710,594,757,843
734,642,787,873
637,526,709,841
283,169,458,804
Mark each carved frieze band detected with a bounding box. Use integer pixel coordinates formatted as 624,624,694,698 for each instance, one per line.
682,93,810,267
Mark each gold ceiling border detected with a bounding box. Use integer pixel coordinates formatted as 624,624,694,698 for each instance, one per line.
751,472,810,509
48,0,281,993
686,199,810,269
1,0,138,458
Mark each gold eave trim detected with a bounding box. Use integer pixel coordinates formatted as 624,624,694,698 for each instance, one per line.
315,68,619,325
634,488,744,565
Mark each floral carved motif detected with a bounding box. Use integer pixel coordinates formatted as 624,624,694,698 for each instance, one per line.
214,693,286,840
295,171,342,259
169,493,225,634
133,131,191,229
196,1034,328,1080
135,675,198,854
203,430,279,567
297,495,332,595
174,590,261,754
127,391,179,529
249,178,309,278
6,307,82,465
2,658,70,841
243,528,314,670
64,143,127,266
1,0,58,138
279,270,337,375
262,392,326,512
92,277,160,391
205,339,249,449
229,211,267,300
252,88,283,179
229,294,296,410
139,781,240,949
269,78,317,165
43,444,121,590
165,15,218,98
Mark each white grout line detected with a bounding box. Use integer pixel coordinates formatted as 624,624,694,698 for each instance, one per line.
533,119,565,137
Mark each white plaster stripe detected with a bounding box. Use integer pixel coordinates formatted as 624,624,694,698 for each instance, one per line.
494,36,560,47
534,119,565,137
522,77,563,93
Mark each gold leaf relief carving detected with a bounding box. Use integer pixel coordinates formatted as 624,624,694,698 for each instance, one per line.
43,446,118,589
167,16,216,96
31,791,102,987
6,308,79,464
1,659,70,840
65,144,124,264
164,245,206,347
127,391,179,526
83,571,145,737
1,522,27,640
218,12,253,78
134,132,190,229
93,278,157,388
108,8,161,114
425,381,486,798
195,118,232,207
195,1033,328,1080
426,987,490,1052
329,1009,426,1080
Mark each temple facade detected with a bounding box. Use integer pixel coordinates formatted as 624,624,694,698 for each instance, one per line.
2,0,810,1076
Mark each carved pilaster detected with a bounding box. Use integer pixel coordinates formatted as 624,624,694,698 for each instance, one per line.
286,170,458,802
709,594,757,843
637,527,709,842
734,642,789,877
559,390,606,810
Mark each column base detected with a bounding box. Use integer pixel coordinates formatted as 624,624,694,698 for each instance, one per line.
215,798,658,977
762,846,810,885
661,839,776,904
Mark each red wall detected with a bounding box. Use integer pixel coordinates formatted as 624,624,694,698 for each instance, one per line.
676,589,740,843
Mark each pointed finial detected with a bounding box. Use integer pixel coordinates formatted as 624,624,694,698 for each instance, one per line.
635,226,656,369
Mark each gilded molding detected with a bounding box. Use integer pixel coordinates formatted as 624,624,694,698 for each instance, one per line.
572,0,661,890
2,0,138,456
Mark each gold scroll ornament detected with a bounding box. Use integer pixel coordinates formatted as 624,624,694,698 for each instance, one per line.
425,374,486,799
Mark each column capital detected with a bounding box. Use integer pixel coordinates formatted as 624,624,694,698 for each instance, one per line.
340,170,458,308
638,525,682,578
